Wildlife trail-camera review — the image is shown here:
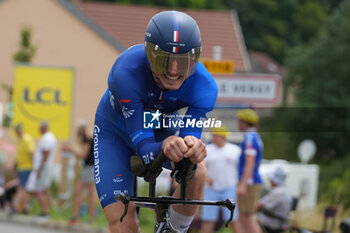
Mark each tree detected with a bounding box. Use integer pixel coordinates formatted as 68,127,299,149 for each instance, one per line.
264,0,350,162
13,27,36,62
221,0,330,62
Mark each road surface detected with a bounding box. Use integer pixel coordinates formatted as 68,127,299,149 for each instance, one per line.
0,221,70,233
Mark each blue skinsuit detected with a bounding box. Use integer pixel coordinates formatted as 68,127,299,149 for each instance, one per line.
94,44,218,207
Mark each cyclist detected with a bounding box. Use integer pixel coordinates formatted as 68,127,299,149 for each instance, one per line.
93,11,218,233
236,109,263,233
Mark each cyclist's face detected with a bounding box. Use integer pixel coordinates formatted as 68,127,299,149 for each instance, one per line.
153,59,187,90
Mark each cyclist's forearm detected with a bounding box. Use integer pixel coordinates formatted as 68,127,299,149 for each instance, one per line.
136,138,162,165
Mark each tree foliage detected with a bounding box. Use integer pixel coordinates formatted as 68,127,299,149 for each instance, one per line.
13,27,36,63
223,0,333,62
2,27,36,127
263,0,350,162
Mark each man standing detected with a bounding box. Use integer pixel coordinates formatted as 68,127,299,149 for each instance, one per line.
26,121,57,217
237,109,263,233
14,123,35,214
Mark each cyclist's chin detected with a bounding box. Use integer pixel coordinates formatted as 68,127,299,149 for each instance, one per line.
154,74,186,91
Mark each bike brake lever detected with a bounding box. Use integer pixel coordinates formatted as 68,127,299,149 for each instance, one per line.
224,199,235,227
226,210,233,227
115,193,130,222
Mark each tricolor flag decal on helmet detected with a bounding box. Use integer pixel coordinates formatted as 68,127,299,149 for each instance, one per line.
173,30,179,53
173,30,179,42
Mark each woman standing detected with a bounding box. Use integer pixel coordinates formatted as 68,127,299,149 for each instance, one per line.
62,121,97,225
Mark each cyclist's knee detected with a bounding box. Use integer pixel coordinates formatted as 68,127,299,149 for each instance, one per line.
107,214,138,233
104,202,138,233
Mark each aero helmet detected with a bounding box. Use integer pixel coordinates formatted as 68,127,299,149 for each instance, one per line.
145,11,201,78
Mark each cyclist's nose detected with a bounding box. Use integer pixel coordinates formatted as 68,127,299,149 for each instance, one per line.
167,60,179,76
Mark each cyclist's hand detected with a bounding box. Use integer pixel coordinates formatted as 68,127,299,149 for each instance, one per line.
162,136,188,162
183,136,206,163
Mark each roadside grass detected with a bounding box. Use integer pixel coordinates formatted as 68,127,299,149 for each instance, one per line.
25,181,160,231
289,205,350,233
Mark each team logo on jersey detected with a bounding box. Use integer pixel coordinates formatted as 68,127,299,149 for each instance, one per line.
113,190,128,196
112,174,124,183
122,106,135,118
143,110,161,129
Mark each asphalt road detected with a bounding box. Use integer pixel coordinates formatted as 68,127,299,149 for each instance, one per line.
0,221,70,233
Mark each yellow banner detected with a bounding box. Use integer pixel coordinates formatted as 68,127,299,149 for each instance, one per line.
13,65,74,140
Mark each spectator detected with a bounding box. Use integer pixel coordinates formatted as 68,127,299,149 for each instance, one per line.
201,126,241,233
62,120,97,225
237,109,263,233
257,167,292,233
0,163,18,216
14,123,35,214
26,121,57,217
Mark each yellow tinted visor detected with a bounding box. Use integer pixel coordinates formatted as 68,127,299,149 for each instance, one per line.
145,42,201,77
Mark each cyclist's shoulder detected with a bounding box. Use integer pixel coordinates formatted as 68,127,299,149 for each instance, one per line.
118,44,145,60
108,45,150,90
191,62,217,89
182,62,218,106
111,44,147,73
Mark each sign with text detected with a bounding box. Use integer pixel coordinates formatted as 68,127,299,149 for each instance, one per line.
215,73,281,105
13,64,74,140
201,59,234,74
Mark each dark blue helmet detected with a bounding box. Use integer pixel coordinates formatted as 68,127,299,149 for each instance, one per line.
145,11,201,78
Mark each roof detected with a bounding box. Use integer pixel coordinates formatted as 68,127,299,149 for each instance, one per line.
249,50,286,77
58,1,251,72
